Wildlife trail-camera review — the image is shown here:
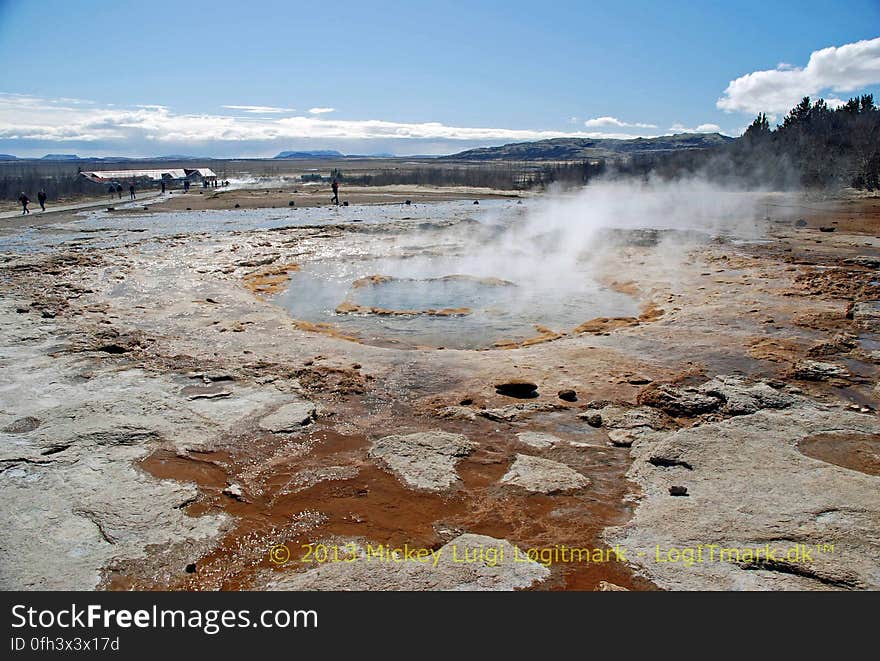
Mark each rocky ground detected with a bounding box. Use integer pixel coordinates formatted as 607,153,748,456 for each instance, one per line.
2,191,879,591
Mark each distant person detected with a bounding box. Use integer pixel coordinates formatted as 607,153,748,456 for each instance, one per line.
18,192,30,215
116,183,123,199
108,183,116,199
37,190,47,211
331,178,339,205
160,180,166,194
129,182,136,200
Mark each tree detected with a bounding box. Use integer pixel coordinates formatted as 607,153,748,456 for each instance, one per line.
743,113,770,142
781,96,812,130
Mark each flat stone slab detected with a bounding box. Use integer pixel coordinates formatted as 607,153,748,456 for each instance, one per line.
581,405,673,429
500,454,590,493
369,431,475,491
850,300,880,330
516,431,563,449
263,534,550,591
258,401,317,432
607,406,880,590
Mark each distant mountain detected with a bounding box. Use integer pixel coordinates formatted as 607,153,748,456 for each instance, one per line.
41,153,82,160
274,150,345,159
152,155,202,161
442,133,735,161
0,154,17,160
344,152,396,158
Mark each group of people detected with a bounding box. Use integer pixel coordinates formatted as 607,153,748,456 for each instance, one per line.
17,190,47,214
178,179,229,193
107,182,137,200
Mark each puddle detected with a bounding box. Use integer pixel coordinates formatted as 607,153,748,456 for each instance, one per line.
798,432,880,475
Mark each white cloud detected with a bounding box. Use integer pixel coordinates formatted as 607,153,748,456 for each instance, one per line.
717,37,880,115
222,105,295,114
0,93,663,145
308,107,335,114
668,123,722,134
584,116,657,129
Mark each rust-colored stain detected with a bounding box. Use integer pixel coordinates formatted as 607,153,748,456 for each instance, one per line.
122,425,655,591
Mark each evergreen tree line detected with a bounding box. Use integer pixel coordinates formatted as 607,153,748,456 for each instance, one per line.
618,95,879,190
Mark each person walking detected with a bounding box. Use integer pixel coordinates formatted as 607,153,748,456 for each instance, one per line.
37,190,47,211
161,180,166,194
18,192,30,215
116,183,123,199
108,183,116,200
129,182,136,200
331,178,340,206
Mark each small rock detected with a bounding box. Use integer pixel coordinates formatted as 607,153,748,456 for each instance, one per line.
186,389,232,400
500,454,590,494
596,581,629,591
606,428,653,448
847,301,880,330
638,383,723,417
699,375,794,415
807,333,857,357
222,483,245,501
516,431,562,449
203,372,234,382
583,412,604,427
792,360,848,381
844,256,880,269
436,406,478,421
259,401,317,432
478,402,562,421
579,405,673,430
669,485,689,496
557,389,578,402
2,416,41,433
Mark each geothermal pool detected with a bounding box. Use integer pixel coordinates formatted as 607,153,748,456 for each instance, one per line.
272,255,639,350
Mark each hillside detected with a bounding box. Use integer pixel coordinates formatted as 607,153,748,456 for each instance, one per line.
443,133,734,161
274,150,345,159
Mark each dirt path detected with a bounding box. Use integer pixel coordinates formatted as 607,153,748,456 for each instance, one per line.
0,191,164,226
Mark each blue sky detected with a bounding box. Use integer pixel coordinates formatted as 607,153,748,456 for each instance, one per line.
0,0,878,157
